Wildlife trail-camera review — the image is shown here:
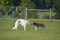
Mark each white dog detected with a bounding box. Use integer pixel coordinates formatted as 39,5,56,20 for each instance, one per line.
12,19,29,30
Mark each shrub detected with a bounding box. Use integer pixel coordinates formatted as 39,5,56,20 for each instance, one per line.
42,15,50,19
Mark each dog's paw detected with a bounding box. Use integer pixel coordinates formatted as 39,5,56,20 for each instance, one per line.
12,27,17,30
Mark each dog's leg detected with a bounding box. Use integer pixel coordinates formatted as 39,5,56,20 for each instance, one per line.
12,22,19,30
20,22,27,31
24,26,26,31
23,23,27,31
35,26,37,31
41,25,46,30
22,24,26,31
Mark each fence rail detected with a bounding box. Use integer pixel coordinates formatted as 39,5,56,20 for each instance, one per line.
0,6,54,21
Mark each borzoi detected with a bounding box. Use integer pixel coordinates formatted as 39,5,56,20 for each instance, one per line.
32,22,46,30
12,19,29,30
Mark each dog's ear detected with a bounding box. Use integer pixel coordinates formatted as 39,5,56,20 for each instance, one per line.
18,21,20,23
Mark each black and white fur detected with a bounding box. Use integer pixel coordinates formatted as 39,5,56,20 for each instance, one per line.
32,22,46,30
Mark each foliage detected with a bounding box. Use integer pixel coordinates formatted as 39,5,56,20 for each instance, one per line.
45,0,54,8
0,12,3,18
21,0,35,8
21,0,39,18
32,0,47,9
54,0,60,19
0,0,14,6
0,0,60,19
27,11,39,18
42,15,50,19
12,11,20,18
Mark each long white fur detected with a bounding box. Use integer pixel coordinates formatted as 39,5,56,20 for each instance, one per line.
12,19,29,30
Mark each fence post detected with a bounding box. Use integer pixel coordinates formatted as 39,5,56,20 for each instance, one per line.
50,8,52,21
25,7,27,19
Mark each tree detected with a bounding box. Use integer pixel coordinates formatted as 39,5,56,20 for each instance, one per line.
45,0,54,9
21,0,35,8
0,0,21,18
53,0,60,19
0,0,14,6
0,0,14,15
20,0,39,18
32,0,46,9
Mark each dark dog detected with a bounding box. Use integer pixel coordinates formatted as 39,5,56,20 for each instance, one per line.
32,22,46,30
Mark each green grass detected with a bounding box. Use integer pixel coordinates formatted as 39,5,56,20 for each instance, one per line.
0,19,60,40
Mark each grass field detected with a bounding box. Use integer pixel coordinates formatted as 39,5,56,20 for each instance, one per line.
0,19,60,40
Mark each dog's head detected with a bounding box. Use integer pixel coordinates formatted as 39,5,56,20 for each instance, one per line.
30,21,35,25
